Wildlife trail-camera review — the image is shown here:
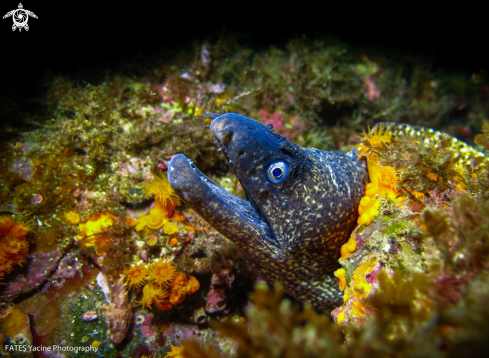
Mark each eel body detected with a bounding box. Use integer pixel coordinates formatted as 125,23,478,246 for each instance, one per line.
168,113,486,311
168,113,367,310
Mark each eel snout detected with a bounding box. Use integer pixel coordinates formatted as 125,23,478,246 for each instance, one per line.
168,154,205,203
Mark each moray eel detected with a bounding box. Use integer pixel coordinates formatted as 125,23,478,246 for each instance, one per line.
168,113,487,311
168,113,368,310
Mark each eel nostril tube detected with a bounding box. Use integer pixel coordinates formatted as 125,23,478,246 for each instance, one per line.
218,125,234,144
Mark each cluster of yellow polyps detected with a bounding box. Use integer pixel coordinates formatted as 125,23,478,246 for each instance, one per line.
134,173,180,233
356,125,404,226
75,212,116,255
335,256,380,323
124,260,200,311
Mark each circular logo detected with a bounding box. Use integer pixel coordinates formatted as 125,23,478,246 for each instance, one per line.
12,9,28,27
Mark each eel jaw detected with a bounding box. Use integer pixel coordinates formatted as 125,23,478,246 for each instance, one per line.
168,154,274,248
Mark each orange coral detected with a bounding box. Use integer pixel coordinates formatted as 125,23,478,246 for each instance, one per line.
358,193,381,226
167,274,200,306
172,212,185,223
0,217,29,281
129,258,200,311
153,274,200,309
125,217,137,226
151,260,176,286
124,263,150,288
136,283,169,309
170,275,188,295
186,276,200,295
169,291,186,305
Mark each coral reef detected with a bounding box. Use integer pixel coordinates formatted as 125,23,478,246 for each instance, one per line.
126,260,200,311
0,33,488,357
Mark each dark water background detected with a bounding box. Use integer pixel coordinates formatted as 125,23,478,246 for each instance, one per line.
1,1,487,129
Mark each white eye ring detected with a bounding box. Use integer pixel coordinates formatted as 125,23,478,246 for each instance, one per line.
267,161,289,183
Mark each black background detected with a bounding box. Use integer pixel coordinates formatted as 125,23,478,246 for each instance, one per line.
1,1,487,104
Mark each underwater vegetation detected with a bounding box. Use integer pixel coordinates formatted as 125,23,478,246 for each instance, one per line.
0,34,488,357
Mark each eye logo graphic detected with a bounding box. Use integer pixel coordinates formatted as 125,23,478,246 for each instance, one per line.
3,3,37,32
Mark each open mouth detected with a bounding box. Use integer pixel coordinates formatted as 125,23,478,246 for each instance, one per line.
184,155,263,223
168,113,279,245
168,149,273,239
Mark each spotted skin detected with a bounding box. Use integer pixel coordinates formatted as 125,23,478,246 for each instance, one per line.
168,113,368,310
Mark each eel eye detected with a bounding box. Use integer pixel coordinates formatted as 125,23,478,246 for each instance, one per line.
267,161,289,183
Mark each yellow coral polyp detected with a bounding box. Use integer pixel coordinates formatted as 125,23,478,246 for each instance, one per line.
356,123,392,156
135,194,179,231
76,213,116,255
351,299,367,317
124,263,150,288
64,211,80,225
336,309,346,324
163,222,178,235
146,213,167,229
78,213,115,239
358,208,379,226
164,344,184,358
147,235,158,246
334,268,347,291
136,283,168,309
340,234,357,260
142,173,180,207
151,260,176,286
357,145,404,226
366,157,400,199
342,256,379,319
378,166,399,192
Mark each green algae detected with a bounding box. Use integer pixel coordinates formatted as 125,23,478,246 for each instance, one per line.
384,218,409,237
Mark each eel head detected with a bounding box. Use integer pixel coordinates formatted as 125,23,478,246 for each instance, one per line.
168,113,367,309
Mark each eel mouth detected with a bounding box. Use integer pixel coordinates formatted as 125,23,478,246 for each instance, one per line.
168,153,271,235
169,112,276,241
